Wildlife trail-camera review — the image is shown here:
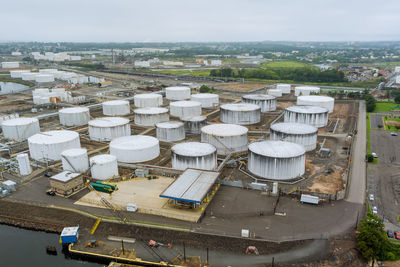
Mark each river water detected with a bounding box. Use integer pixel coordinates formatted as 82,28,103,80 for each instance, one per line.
0,224,102,267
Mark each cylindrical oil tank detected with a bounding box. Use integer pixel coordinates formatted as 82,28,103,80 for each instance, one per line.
134,107,169,126
88,117,131,142
35,74,54,83
90,154,118,180
284,105,329,128
156,121,185,142
297,95,335,113
165,86,191,100
110,135,160,163
270,122,318,151
191,93,219,108
21,72,37,81
134,93,163,107
181,115,206,134
10,70,30,78
294,86,320,96
102,100,130,116
59,107,90,126
220,103,261,125
61,148,89,173
248,140,306,180
276,84,291,94
242,94,276,113
170,101,202,118
17,153,31,176
28,130,81,162
268,89,282,97
171,142,217,171
201,124,248,155
2,117,40,141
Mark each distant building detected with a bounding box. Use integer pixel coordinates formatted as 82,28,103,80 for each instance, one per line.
1,62,19,68
134,60,151,68
210,60,222,66
395,66,400,73
163,61,184,66
11,52,22,56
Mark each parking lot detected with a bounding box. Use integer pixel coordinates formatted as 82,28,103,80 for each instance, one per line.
368,129,400,227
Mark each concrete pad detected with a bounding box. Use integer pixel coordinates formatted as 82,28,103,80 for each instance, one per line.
75,177,205,222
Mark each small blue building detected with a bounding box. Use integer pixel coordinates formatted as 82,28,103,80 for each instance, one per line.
60,226,79,244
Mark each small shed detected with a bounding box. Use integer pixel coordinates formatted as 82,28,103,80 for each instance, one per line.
60,226,79,244
49,171,85,197
2,180,17,192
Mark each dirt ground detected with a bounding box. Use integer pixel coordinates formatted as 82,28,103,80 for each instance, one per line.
215,83,268,91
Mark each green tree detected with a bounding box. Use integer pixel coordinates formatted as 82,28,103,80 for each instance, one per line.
395,95,400,104
366,154,374,162
199,85,211,93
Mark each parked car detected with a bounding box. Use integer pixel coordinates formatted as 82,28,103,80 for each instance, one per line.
391,132,398,136
395,231,400,240
387,230,394,238
372,206,378,215
371,152,378,158
369,194,374,201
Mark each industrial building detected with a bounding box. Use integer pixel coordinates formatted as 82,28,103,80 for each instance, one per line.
49,171,85,196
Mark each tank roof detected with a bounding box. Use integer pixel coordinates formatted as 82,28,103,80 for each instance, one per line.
243,94,275,100
102,100,129,106
181,115,206,122
295,86,320,90
191,93,218,98
221,103,260,111
61,148,87,157
28,130,78,144
172,142,216,157
110,135,159,150
134,107,168,114
249,140,305,158
297,95,334,102
2,117,38,126
156,121,184,128
134,93,162,99
59,107,89,114
90,154,116,164
286,105,328,114
201,124,248,136
271,122,317,134
88,117,129,127
165,86,190,91
170,100,201,107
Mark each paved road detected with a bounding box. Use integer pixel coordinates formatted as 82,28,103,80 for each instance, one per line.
346,100,366,204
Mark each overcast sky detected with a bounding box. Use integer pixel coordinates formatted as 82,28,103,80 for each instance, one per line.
1,0,399,42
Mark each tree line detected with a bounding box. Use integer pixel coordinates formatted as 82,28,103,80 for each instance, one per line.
209,67,346,83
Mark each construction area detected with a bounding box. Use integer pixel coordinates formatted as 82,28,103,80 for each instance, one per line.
0,63,362,266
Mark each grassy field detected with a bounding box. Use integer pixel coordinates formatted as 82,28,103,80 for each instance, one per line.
260,61,311,69
384,117,400,132
374,102,400,112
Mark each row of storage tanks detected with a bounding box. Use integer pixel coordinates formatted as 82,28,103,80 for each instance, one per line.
2,86,333,181
10,69,103,84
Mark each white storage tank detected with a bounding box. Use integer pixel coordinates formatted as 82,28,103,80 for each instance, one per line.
248,140,306,180
297,95,335,113
134,93,163,107
2,117,40,141
270,122,318,151
35,74,55,83
191,93,219,108
134,107,169,126
110,135,160,163
61,148,89,173
267,89,282,97
10,70,30,78
59,107,90,126
90,154,118,180
170,101,202,118
17,153,31,176
21,72,37,81
102,100,130,116
242,94,276,113
28,130,81,162
284,105,329,128
294,86,320,96
181,115,206,134
156,121,185,142
88,117,131,142
201,124,248,155
165,86,191,100
220,103,261,125
171,142,217,171
276,84,291,94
